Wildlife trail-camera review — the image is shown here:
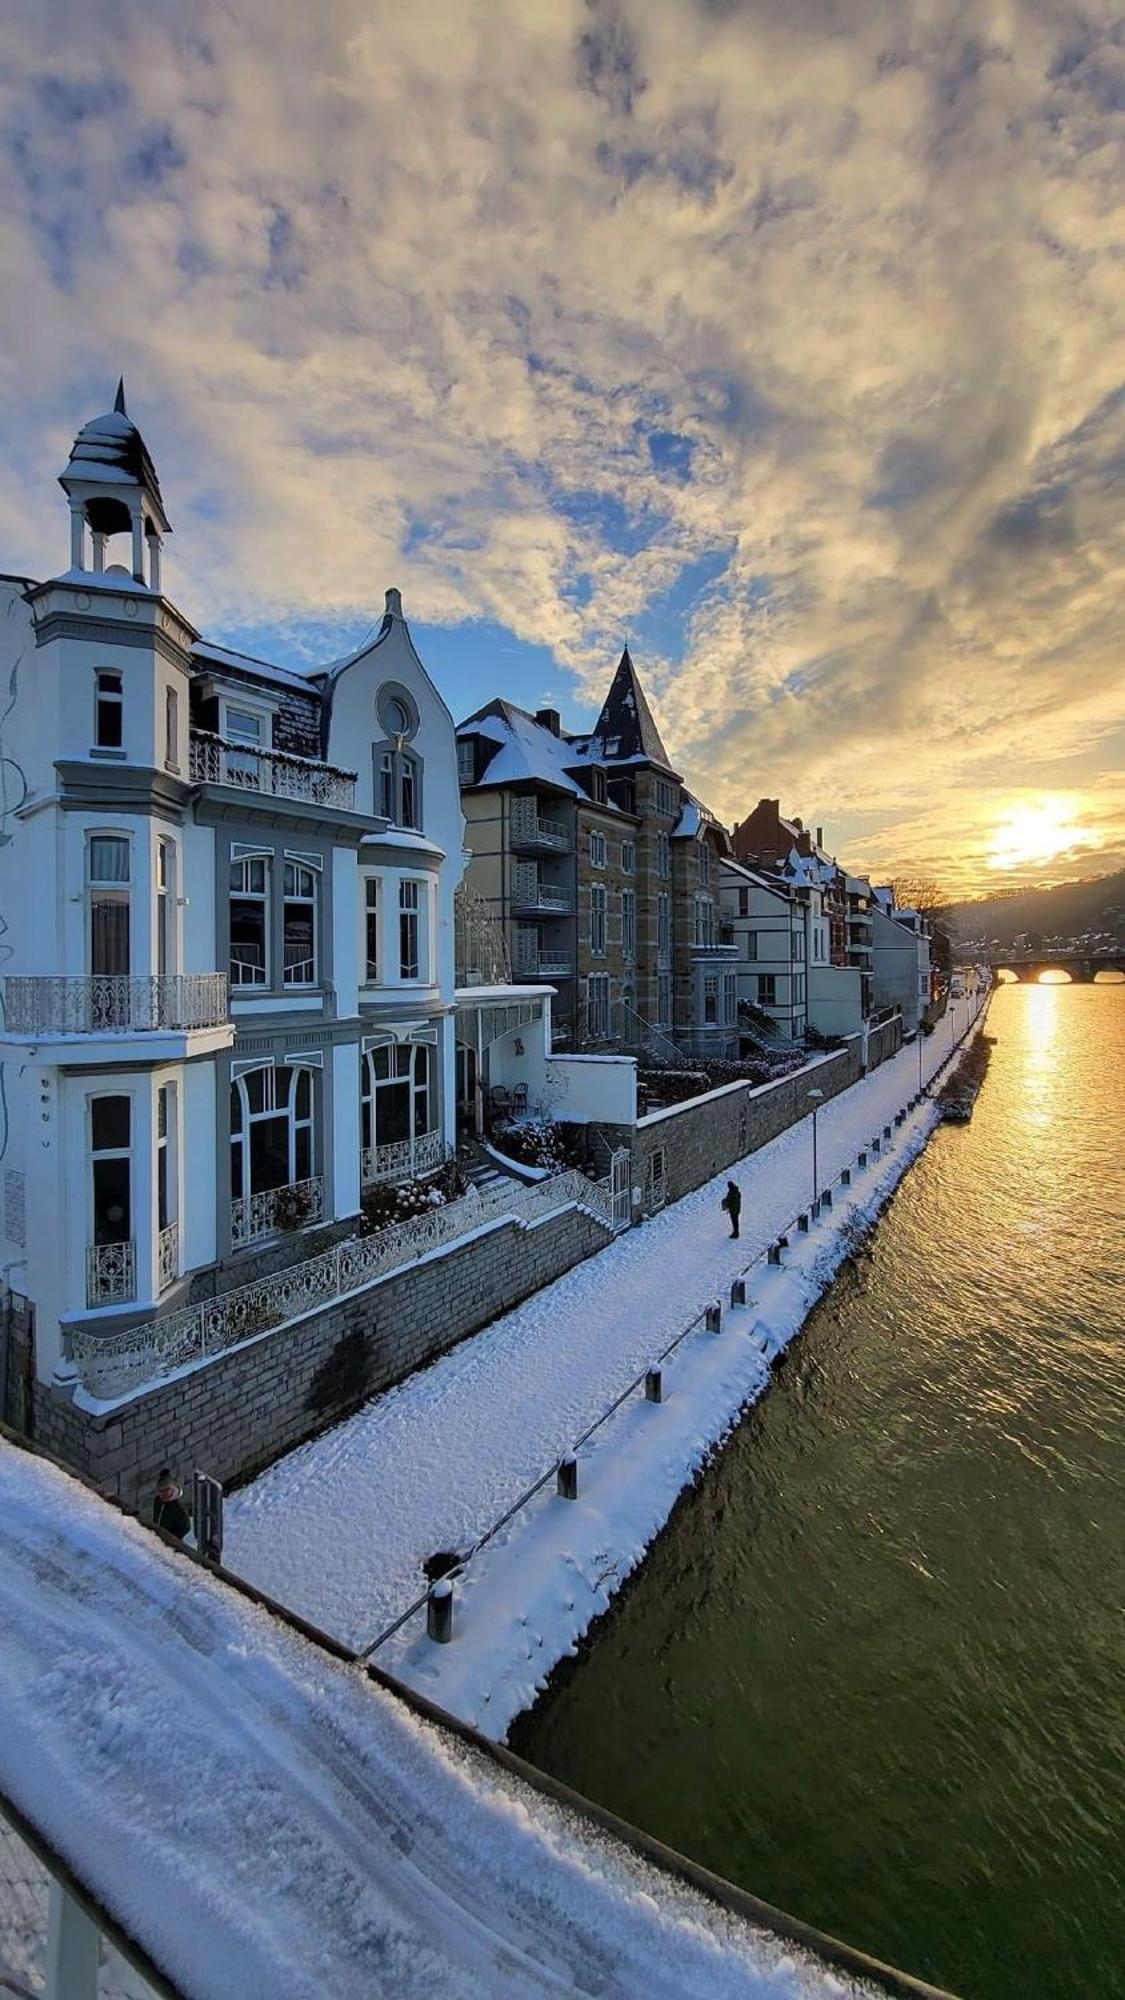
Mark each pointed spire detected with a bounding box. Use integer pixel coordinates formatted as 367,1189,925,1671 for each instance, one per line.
591,645,674,769
113,376,127,415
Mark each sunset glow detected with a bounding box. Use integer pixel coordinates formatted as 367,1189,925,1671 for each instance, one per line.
988,800,1098,875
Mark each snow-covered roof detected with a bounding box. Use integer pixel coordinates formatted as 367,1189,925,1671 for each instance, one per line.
459,701,587,796
192,637,319,695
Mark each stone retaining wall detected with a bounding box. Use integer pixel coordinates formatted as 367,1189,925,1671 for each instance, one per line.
597,1014,902,1214
35,1203,607,1511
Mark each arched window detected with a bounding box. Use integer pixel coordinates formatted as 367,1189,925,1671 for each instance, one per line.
230,1063,319,1244
361,1041,436,1183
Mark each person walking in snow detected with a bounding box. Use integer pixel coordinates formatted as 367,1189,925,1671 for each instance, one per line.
721,1180,742,1239
153,1468,191,1542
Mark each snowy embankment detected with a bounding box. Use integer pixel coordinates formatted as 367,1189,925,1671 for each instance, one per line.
226,999,985,1744
0,1444,889,2000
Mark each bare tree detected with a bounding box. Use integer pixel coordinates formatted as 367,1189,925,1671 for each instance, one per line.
891,873,953,976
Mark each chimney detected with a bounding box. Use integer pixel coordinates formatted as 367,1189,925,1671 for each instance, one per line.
536,708,561,736
816,826,823,848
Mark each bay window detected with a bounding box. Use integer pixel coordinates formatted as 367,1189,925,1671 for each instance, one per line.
230,1063,319,1242
361,1040,438,1179
399,879,426,980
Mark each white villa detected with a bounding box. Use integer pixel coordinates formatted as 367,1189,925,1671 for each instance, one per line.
0,386,471,1394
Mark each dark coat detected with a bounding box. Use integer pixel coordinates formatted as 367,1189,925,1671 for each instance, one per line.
723,1183,742,1216
154,1487,191,1540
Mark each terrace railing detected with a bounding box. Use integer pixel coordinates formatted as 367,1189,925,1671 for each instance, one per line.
4,974,229,1036
190,731,357,811
67,1167,618,1400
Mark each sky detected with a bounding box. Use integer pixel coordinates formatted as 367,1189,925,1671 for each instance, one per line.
1,0,1123,899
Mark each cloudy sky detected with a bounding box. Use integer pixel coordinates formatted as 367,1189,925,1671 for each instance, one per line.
2,0,1123,897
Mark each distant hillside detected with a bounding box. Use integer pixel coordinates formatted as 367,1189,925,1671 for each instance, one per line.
947,869,1125,945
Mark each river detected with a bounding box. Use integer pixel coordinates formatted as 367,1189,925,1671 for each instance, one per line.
512,984,1125,1999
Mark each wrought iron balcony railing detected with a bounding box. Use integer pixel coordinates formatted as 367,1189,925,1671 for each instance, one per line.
87,1239,136,1309
361,1130,447,1187
190,731,357,811
4,974,229,1036
231,1176,323,1249
509,798,571,851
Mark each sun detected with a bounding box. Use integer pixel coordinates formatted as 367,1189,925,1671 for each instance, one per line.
988,797,1092,873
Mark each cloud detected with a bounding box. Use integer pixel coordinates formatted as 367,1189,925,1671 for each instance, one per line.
0,0,1123,894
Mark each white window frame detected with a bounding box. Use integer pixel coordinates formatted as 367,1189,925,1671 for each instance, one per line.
586,973,610,1040
282,858,319,988
457,738,475,785
88,1091,132,1251
621,888,636,961
230,1061,317,1205
93,671,124,751
399,878,425,981
590,882,607,957
86,831,132,977
589,829,607,868
621,839,635,875
362,875,381,983
229,853,271,988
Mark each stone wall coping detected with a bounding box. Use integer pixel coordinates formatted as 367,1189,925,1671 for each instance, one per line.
636,1047,844,1130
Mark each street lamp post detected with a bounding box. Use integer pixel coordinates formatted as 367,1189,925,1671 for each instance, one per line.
807,1087,824,1208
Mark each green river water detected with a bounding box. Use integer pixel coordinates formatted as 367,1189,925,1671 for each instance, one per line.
512,984,1125,1998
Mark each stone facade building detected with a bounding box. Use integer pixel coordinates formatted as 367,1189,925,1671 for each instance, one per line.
458,649,737,1061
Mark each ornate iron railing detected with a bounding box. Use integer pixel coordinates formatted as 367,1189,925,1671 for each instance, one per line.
509,799,570,850
68,1168,618,1399
511,863,571,913
157,1222,179,1294
190,731,357,811
361,1130,446,1187
4,974,229,1036
230,1176,324,1248
86,1240,136,1309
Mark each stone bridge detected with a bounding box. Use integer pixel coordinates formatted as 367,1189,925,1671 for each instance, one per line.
988,952,1125,983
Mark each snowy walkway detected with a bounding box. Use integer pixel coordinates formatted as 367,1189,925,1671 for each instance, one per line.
0,1444,898,2000
226,996,984,1737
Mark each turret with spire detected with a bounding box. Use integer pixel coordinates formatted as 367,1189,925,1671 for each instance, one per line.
59,377,171,590
589,645,675,771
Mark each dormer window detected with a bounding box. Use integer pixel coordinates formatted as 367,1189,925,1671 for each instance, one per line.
94,671,123,750
589,769,607,805
457,739,475,786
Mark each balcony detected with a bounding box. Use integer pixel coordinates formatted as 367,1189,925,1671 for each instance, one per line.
361,1130,446,1187
231,1175,323,1249
690,942,740,961
190,731,357,812
509,798,571,852
511,862,572,916
87,1239,135,1309
512,931,572,979
4,973,229,1036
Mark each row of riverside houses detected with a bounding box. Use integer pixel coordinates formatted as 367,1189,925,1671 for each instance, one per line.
0,386,928,1491
456,683,934,1069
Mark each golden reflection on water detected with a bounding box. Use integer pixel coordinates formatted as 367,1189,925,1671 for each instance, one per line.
1018,981,1063,1131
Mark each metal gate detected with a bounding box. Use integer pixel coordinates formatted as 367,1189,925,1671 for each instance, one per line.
609,1148,631,1231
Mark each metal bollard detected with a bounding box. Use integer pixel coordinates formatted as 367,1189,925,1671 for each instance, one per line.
767,1242,781,1265
797,1212,809,1233
427,1579,454,1644
895,1110,905,1127
192,1471,224,1563
730,1277,747,1307
557,1453,578,1500
884,1124,892,1141
841,1167,851,1186
644,1366,663,1403
820,1187,833,1210
705,1301,722,1333
871,1137,881,1155
858,1150,867,1168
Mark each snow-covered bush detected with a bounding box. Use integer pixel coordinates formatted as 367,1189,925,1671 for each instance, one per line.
359,1159,469,1236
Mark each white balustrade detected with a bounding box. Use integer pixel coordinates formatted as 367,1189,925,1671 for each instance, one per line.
230,1176,324,1248
190,731,357,811
86,1240,136,1308
69,1167,619,1398
4,974,229,1036
157,1221,179,1294
361,1130,446,1187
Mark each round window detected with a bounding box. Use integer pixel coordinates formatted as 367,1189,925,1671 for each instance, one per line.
378,686,418,741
